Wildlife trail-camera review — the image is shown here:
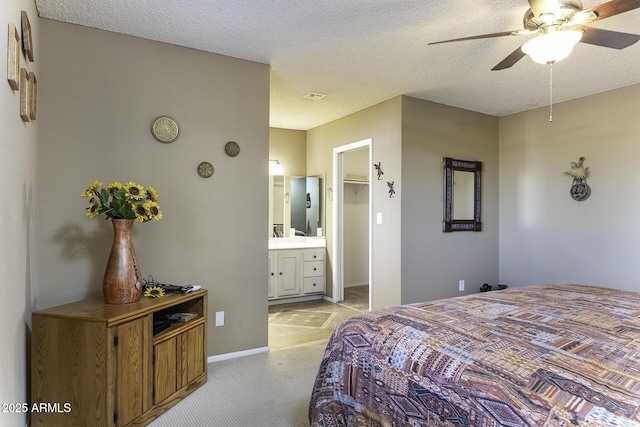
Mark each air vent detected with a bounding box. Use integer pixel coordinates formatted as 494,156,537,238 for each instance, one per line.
303,92,326,101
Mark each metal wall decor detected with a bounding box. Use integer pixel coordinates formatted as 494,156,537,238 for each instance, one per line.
387,181,395,198
565,157,590,201
224,141,240,157
151,116,179,143
374,162,383,180
197,161,214,178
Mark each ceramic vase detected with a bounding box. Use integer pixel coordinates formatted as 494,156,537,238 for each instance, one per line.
103,219,142,304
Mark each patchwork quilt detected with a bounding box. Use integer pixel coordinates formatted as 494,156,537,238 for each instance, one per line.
309,284,640,426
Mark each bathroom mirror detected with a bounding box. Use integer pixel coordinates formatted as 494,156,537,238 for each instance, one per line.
443,157,482,232
270,174,325,238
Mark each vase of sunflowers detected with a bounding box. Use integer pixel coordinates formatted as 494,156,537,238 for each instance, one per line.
82,181,162,304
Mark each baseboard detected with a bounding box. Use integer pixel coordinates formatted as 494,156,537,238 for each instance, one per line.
268,294,323,306
323,295,337,303
207,346,269,363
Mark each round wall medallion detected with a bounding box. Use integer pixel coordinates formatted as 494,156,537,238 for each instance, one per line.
197,161,214,178
225,141,240,157
570,181,591,201
151,116,180,143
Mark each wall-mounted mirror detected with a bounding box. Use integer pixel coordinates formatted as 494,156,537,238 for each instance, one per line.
443,157,482,232
270,175,325,238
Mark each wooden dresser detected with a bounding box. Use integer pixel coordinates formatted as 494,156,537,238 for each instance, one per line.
31,289,208,426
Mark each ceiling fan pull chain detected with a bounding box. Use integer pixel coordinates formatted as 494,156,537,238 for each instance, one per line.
549,63,553,123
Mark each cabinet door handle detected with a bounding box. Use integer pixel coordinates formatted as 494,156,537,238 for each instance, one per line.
279,272,283,275
313,267,317,271
313,255,317,259
271,273,274,276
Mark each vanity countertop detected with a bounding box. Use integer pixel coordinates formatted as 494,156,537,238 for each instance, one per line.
269,237,326,250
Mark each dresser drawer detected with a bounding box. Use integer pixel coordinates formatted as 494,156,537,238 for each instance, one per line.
303,250,325,262
304,261,324,277
303,277,325,294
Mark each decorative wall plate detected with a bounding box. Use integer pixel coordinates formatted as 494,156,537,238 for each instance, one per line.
197,161,214,178
151,116,179,143
570,181,591,201
225,141,240,157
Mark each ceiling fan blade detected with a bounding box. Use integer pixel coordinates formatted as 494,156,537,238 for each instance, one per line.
577,26,640,49
429,30,529,45
491,47,527,70
583,0,640,22
528,0,560,18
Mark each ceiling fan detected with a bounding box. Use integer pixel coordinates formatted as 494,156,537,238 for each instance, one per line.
429,0,640,70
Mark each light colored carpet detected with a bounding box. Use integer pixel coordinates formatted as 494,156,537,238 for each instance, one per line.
148,340,328,427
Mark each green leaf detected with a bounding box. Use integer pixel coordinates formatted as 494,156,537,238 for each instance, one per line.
99,188,110,205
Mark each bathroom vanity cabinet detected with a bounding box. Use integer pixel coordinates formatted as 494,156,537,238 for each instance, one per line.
269,247,326,303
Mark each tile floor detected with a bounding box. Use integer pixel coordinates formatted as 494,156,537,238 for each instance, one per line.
268,285,369,350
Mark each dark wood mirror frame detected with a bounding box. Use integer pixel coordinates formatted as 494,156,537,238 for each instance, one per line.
443,157,482,232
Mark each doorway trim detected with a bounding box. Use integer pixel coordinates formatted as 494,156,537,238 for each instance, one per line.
332,138,372,308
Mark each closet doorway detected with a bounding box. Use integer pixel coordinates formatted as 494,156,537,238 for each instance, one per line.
333,139,372,310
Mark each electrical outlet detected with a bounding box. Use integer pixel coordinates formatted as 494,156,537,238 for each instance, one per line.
459,280,465,292
215,311,224,327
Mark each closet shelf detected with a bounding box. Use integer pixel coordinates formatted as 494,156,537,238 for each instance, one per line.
344,174,369,185
344,179,369,185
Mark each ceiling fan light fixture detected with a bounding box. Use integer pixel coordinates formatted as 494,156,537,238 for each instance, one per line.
539,12,557,25
521,29,583,64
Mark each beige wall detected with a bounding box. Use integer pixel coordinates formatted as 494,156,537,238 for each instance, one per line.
401,96,500,302
36,20,270,356
305,96,500,308
307,97,403,309
1,2,39,424
269,127,307,176
499,84,640,290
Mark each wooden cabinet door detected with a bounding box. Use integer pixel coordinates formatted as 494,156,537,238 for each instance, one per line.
154,337,178,404
154,324,205,404
179,324,205,386
276,251,301,296
115,317,147,426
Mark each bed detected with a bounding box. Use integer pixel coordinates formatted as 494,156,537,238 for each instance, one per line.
309,284,640,426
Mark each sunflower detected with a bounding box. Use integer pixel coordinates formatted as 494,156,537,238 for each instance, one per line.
133,203,150,222
86,198,101,218
124,182,145,200
105,181,123,193
81,181,103,198
82,180,162,223
147,202,163,221
146,186,159,203
143,286,165,298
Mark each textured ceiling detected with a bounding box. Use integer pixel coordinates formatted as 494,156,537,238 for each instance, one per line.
35,0,640,130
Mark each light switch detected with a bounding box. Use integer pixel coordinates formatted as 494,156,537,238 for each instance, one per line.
215,311,224,327
377,212,383,224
